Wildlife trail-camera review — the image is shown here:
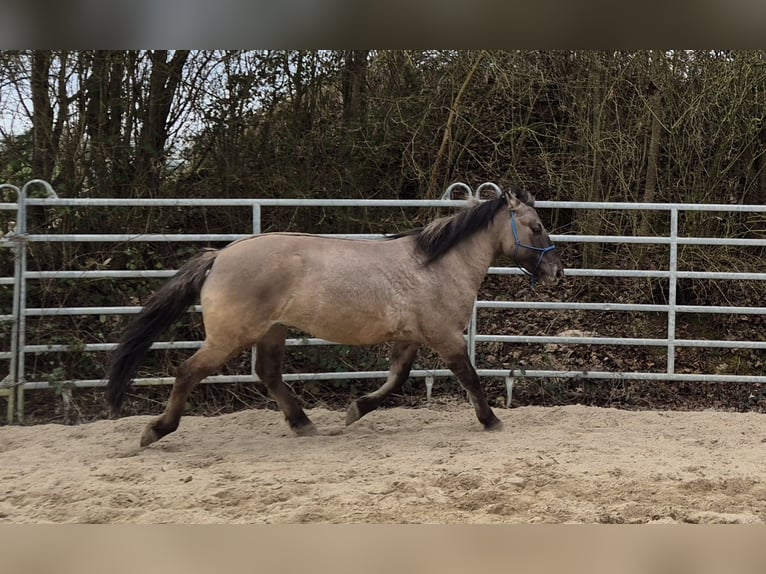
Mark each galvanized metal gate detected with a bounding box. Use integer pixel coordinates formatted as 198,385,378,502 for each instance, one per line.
3,179,766,423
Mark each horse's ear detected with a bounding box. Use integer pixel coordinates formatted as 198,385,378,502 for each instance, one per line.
503,188,521,209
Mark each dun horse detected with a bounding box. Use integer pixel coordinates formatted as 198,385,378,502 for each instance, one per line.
106,187,564,446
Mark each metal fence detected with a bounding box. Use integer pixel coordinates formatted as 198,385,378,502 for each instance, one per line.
2,179,766,423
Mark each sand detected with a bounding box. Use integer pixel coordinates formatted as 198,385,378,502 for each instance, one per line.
1,402,765,523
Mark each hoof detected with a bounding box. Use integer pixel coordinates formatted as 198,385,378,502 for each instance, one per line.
140,425,161,447
293,422,318,437
345,402,362,426
483,416,504,432
140,417,177,447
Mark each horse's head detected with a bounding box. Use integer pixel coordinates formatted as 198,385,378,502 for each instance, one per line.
497,186,564,285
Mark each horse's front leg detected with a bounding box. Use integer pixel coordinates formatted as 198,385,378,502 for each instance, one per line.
346,342,420,425
433,338,502,431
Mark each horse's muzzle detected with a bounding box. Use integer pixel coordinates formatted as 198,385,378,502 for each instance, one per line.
535,255,565,286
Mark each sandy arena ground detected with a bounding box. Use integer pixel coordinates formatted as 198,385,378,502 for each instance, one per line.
0,402,765,523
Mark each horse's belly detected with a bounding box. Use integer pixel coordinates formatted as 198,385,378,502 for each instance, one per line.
300,319,397,345
281,306,402,346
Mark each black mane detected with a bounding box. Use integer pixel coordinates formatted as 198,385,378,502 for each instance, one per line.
389,186,535,265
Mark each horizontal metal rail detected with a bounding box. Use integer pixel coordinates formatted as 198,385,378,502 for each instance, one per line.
18,367,766,391
15,196,766,212
477,300,766,314
25,299,766,319
24,337,341,353
475,334,766,349
7,232,766,247
19,369,457,391
13,267,766,281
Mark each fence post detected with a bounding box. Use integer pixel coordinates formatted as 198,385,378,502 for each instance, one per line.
14,180,58,423
11,183,26,423
1,184,21,423
252,203,262,235
666,207,679,376
251,203,262,381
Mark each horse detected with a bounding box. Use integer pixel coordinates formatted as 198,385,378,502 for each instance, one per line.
105,186,564,447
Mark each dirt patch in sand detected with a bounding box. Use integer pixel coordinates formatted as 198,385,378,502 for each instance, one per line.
1,402,765,523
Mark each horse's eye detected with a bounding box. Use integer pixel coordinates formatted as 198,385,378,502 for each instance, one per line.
532,223,543,234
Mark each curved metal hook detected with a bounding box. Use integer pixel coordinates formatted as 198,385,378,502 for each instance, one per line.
0,184,22,202
442,181,504,202
20,179,58,199
475,182,502,200
441,182,474,201
0,185,22,238
1,180,59,238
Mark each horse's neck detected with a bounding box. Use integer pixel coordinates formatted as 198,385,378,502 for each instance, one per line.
440,224,499,289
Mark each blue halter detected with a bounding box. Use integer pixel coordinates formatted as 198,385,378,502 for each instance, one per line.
511,210,557,287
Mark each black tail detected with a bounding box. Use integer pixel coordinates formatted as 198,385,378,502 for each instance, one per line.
105,249,219,415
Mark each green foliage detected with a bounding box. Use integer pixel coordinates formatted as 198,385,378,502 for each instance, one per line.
0,133,34,184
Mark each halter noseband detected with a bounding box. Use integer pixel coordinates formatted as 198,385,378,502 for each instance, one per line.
511,210,557,287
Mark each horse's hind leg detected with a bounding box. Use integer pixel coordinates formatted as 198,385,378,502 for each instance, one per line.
432,336,502,431
256,324,316,436
346,342,420,425
140,343,232,447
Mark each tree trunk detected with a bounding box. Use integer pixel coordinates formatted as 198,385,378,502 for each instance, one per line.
84,50,111,193
757,121,766,204
427,51,484,199
580,53,605,267
136,50,190,195
31,51,55,180
635,53,665,268
341,50,369,125
640,80,663,233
